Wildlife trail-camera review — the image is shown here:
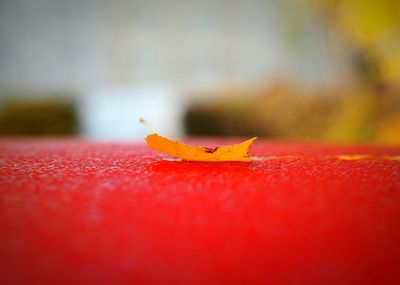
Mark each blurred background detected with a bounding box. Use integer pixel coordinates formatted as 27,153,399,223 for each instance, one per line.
0,0,399,143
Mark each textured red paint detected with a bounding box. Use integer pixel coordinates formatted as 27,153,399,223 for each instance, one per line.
0,138,400,285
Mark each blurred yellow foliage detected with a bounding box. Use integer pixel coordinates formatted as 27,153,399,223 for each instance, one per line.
302,0,400,81
185,80,400,144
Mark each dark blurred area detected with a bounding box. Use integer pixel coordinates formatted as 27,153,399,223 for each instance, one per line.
0,0,399,143
185,81,400,143
0,96,77,136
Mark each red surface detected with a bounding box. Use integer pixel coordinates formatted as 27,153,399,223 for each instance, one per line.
1,138,400,285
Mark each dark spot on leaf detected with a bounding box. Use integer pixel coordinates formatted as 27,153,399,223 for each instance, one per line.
205,147,218,153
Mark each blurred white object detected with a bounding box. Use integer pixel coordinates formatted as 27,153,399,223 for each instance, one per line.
79,86,183,140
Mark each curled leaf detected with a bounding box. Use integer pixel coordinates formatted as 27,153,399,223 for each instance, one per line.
145,133,257,162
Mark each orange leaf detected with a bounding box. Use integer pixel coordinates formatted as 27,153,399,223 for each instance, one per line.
145,133,257,162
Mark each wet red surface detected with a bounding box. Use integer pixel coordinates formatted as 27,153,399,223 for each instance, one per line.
1,138,400,285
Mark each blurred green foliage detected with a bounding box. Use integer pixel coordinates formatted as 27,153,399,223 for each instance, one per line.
186,0,400,143
0,98,78,136
185,81,400,144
